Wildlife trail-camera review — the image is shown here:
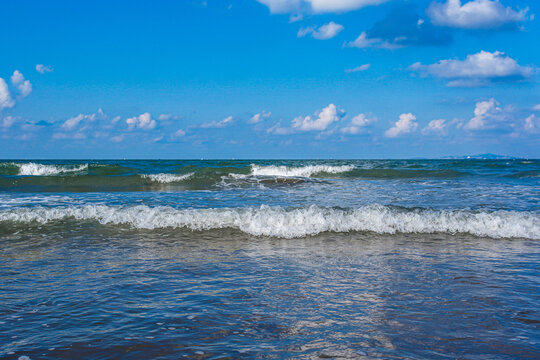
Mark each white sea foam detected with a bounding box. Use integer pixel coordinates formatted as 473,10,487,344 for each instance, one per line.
1,204,537,239
248,164,355,178
140,173,194,183
17,163,88,176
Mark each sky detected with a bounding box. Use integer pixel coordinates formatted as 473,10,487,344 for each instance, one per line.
0,0,539,159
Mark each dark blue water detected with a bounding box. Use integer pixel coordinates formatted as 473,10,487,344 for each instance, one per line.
1,160,539,358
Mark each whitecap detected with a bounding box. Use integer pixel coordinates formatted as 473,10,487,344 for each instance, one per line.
237,164,355,178
17,163,88,176
0,204,537,239
140,173,194,183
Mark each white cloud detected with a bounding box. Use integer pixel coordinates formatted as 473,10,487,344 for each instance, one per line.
292,103,344,131
464,98,504,130
385,113,418,137
63,114,85,131
351,113,374,127
422,119,447,135
410,51,533,86
1,116,16,128
345,64,370,73
173,129,186,137
249,111,272,124
126,112,156,130
257,0,387,13
533,104,540,111
36,64,53,74
62,108,105,131
427,0,528,29
524,114,539,132
256,0,303,13
10,71,32,98
340,113,375,134
298,22,344,40
267,121,294,135
0,78,15,111
201,115,233,128
158,114,182,121
344,32,400,49
308,0,387,12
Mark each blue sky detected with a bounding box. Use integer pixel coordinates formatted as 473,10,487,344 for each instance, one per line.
0,0,539,158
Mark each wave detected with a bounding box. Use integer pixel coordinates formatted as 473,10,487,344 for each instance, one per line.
248,164,355,178
140,173,194,183
0,204,537,239
10,163,89,176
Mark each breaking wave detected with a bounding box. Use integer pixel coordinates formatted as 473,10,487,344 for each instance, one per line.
140,173,194,183
0,204,537,239
15,163,88,176
248,164,355,178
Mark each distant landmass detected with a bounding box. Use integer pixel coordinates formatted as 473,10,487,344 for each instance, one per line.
441,153,524,160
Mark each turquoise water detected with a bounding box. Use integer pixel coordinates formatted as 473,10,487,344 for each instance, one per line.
1,160,539,358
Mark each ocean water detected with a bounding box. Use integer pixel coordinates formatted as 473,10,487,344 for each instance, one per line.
1,159,539,359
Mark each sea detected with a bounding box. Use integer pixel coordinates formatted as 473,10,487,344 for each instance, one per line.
0,159,539,359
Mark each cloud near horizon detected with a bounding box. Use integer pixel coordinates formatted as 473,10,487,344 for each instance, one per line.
249,111,272,124
340,113,376,134
201,115,234,128
464,98,505,130
385,113,418,137
126,112,157,130
292,104,344,131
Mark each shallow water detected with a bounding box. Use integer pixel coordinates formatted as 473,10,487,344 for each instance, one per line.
1,160,539,359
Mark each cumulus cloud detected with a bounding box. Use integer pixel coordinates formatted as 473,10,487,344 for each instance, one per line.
385,113,418,137
10,71,32,98
463,98,508,130
427,0,528,29
249,111,272,124
257,0,387,14
533,104,540,111
292,103,344,131
422,119,448,135
0,78,15,111
345,64,370,73
340,113,376,134
126,112,157,130
298,22,344,40
410,51,533,87
63,108,105,131
201,115,234,128
36,64,53,74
